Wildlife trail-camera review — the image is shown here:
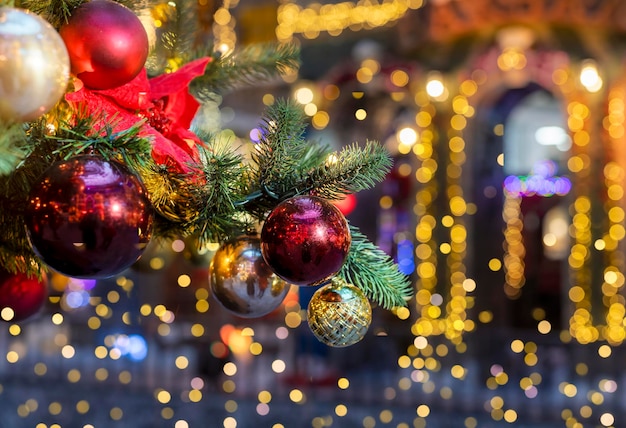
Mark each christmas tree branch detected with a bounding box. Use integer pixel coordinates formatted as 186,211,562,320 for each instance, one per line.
150,0,199,73
44,117,154,176
247,100,392,210
191,43,300,99
339,225,413,310
306,141,392,200
191,140,252,243
249,99,321,210
0,123,30,177
18,0,81,27
0,193,42,277
144,165,198,231
147,137,252,243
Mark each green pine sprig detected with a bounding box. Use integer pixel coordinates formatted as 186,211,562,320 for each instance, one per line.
189,139,252,244
340,225,414,309
44,116,154,177
17,0,81,28
246,100,392,211
148,0,199,74
147,135,252,243
191,43,301,100
251,99,323,199
17,0,153,27
0,123,30,177
306,141,392,200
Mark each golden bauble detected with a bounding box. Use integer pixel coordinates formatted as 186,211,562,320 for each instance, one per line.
209,235,290,318
307,279,372,347
0,7,70,122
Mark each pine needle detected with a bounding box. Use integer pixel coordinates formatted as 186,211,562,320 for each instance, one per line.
253,99,313,193
192,140,252,242
0,123,29,177
191,43,300,99
247,101,392,211
19,0,81,27
307,140,393,200
339,225,414,310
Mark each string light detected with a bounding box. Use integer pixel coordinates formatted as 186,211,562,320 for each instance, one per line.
276,0,425,42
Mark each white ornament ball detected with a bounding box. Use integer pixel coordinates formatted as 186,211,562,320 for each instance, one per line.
0,7,70,122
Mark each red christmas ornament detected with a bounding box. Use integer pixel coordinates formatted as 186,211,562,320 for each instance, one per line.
261,195,351,286
0,271,48,322
25,155,154,279
59,0,149,89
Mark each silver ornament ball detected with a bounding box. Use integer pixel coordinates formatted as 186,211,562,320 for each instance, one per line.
0,7,70,122
210,235,291,318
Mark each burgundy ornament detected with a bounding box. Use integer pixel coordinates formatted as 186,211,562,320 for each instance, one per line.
25,155,153,279
261,195,351,286
0,270,48,322
59,0,149,89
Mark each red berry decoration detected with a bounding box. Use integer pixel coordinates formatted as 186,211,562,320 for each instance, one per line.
25,155,153,279
59,0,149,89
261,195,351,286
0,270,48,322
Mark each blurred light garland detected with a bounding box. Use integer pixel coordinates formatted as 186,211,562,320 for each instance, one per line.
276,0,424,42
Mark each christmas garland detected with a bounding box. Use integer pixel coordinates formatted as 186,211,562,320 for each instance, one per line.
0,0,413,346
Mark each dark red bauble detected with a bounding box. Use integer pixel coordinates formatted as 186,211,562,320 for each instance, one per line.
261,195,351,286
25,155,153,279
0,271,48,322
59,0,149,89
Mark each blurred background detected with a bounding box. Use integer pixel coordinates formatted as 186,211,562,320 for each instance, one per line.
5,1,626,427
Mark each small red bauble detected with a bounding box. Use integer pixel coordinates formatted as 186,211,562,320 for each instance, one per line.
261,195,351,286
0,271,48,322
59,0,149,89
25,155,154,279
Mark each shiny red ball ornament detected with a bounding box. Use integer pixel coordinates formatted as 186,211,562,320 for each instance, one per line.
25,155,153,279
261,195,351,286
0,271,48,322
59,0,149,89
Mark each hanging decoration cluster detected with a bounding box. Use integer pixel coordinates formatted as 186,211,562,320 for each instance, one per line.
0,0,413,346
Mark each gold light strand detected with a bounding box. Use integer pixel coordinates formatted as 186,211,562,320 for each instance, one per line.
601,161,626,345
411,79,477,346
567,100,597,343
502,193,525,298
442,90,475,346
276,0,425,42
600,88,626,344
412,98,441,340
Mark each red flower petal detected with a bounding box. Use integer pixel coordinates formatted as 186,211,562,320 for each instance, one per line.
65,57,212,173
149,57,211,99
93,69,153,111
150,57,211,129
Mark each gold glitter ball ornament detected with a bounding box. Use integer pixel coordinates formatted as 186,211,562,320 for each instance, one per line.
307,279,372,347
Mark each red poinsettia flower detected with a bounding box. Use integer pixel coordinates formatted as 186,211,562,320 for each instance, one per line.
65,57,211,172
